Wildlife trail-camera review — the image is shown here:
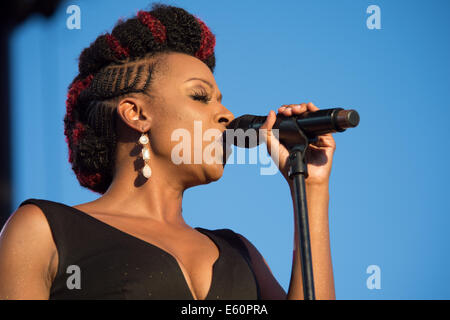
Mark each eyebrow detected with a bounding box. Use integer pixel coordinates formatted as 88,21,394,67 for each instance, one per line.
184,77,223,102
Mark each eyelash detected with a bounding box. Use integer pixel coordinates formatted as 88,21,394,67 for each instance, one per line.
190,89,211,103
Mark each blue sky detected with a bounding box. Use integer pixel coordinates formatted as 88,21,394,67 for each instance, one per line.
10,0,450,299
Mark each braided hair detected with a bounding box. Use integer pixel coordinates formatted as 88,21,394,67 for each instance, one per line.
64,3,216,194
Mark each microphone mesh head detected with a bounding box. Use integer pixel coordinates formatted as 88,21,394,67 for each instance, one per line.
336,110,360,129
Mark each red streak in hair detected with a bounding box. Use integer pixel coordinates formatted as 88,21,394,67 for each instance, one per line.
66,75,94,122
137,11,167,44
194,17,215,61
106,34,130,58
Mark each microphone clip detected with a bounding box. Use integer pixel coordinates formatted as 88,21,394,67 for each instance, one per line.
284,117,314,179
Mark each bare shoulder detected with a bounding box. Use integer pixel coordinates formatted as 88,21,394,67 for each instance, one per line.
0,203,56,299
1,203,56,242
0,203,56,251
235,232,287,300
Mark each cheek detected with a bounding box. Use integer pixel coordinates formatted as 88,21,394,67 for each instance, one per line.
148,95,214,163
149,113,205,162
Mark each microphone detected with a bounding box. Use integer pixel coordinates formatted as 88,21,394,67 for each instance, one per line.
224,108,360,148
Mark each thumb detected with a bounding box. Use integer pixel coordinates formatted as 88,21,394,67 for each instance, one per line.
260,110,276,131
259,110,279,157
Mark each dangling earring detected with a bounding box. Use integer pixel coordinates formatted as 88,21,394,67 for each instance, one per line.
139,132,152,179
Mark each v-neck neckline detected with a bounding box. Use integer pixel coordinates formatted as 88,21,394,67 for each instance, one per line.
61,203,221,300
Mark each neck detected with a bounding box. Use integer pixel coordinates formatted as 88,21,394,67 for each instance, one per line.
99,156,189,228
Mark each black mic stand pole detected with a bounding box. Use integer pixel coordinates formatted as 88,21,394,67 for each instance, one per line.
284,121,316,300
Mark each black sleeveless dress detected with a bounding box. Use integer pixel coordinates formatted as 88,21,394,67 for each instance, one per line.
18,198,261,300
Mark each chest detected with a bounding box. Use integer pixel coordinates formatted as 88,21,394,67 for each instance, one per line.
49,216,219,300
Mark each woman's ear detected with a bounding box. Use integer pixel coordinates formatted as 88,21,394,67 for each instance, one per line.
117,97,152,133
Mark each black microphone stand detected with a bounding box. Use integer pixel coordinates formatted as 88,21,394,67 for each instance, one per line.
227,108,359,299
283,119,316,300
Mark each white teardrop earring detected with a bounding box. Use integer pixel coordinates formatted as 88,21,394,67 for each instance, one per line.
139,132,152,179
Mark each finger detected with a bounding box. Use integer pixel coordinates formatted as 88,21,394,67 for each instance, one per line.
260,110,277,131
281,106,293,116
290,103,307,115
306,102,319,111
280,104,304,116
311,133,336,149
278,103,318,117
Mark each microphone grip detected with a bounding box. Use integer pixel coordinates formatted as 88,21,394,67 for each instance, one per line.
295,108,360,136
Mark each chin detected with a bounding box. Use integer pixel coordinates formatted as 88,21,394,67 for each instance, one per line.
204,163,224,183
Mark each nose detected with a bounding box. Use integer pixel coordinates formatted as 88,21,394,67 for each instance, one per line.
215,109,235,127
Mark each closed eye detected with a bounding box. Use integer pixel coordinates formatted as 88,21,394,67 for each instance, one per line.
190,89,212,103
191,93,211,103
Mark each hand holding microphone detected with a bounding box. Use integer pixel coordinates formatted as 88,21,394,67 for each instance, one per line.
268,103,338,185
226,103,359,185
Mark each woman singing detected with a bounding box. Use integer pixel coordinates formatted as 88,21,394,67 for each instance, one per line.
0,3,335,300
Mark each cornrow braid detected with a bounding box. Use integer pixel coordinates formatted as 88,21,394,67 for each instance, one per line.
64,3,217,194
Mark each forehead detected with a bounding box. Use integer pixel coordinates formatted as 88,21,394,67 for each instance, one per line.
158,52,215,83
